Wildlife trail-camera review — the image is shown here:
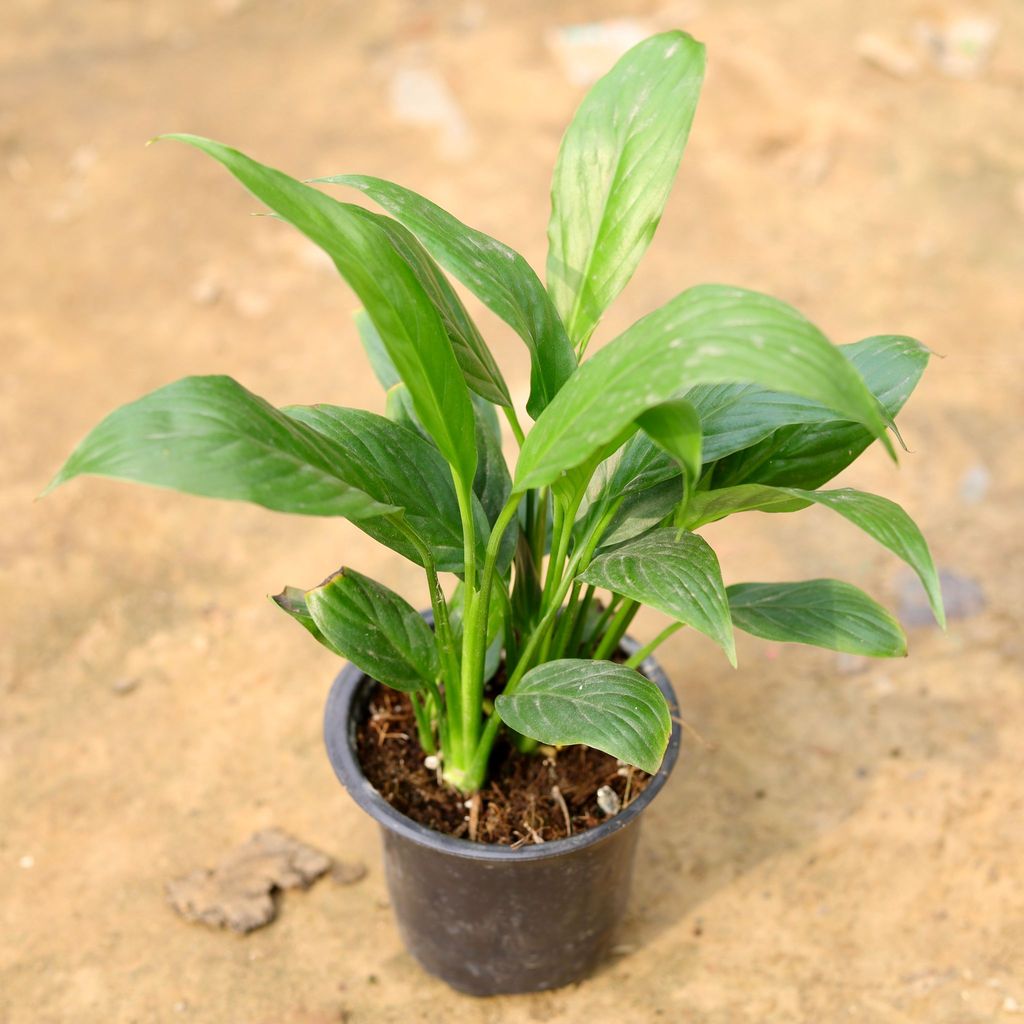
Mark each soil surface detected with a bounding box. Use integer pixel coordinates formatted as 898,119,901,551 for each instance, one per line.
356,684,651,844
3,1,1024,1022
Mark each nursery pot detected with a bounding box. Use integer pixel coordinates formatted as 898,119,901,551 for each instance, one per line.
323,637,681,997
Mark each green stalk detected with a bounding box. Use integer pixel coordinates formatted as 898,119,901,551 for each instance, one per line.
410,692,436,755
457,492,520,781
461,499,622,792
420,674,448,751
624,622,683,669
530,487,549,579
540,498,569,613
547,580,582,660
585,593,621,652
390,516,462,761
452,473,481,764
592,599,639,661
502,405,525,447
565,582,596,658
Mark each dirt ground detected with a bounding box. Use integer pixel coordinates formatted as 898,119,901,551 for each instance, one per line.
2,1,1023,1021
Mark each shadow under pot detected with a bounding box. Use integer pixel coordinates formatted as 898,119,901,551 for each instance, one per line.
323,639,681,997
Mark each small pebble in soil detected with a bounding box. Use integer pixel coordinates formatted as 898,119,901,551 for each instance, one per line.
111,676,140,695
19,854,34,869
597,785,621,816
331,861,368,886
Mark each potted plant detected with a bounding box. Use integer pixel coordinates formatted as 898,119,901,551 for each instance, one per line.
47,31,944,996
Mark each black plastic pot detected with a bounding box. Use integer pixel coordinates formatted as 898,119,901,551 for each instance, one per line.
323,638,681,997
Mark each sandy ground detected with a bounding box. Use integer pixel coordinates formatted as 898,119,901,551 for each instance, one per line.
2,1,1023,1021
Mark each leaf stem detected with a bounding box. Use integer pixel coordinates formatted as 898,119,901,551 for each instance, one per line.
502,405,526,447
593,599,639,661
624,622,683,669
390,516,462,758
453,473,480,758
459,492,520,771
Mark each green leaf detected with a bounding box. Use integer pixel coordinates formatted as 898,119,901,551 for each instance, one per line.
355,310,400,390
46,375,396,519
684,484,812,527
547,31,705,346
684,484,944,629
495,660,671,774
788,488,944,629
160,134,477,485
636,399,702,527
596,477,682,551
383,382,425,438
636,399,702,487
604,433,680,499
285,403,487,573
727,580,907,657
471,397,512,528
711,335,929,489
319,174,576,418
306,568,439,692
580,528,736,665
688,383,836,462
271,586,340,654
572,433,677,550
515,285,895,491
348,209,512,408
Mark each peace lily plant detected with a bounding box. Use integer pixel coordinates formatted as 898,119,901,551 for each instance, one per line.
48,32,944,798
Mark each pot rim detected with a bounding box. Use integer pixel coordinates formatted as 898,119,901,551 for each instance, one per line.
324,634,681,863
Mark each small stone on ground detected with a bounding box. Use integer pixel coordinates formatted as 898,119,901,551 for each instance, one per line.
166,828,344,933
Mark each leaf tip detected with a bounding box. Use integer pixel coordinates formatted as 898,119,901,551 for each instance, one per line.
39,463,72,500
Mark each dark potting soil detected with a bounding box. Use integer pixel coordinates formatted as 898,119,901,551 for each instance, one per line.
355,684,652,846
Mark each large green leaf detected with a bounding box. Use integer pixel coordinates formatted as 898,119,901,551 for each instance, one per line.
572,433,678,549
358,306,514,537
711,335,929,489
796,489,942,628
354,310,400,390
688,383,835,462
348,208,511,408
285,403,485,572
593,477,682,553
727,580,906,657
161,134,477,485
471,397,511,527
306,569,438,692
384,382,425,439
271,586,340,654
495,660,672,774
685,484,944,628
603,433,680,499
46,375,395,519
319,174,576,418
636,399,702,490
684,484,810,526
580,528,736,664
515,285,894,491
547,31,705,346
